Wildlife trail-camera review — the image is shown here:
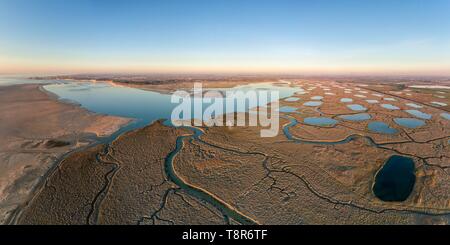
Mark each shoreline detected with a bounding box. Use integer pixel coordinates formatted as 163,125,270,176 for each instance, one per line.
0,83,132,224
38,83,136,137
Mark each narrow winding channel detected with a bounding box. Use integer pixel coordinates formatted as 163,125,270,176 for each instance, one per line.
76,83,450,221
12,79,448,224
162,113,430,225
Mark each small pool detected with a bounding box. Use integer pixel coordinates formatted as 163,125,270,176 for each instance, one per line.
303,117,338,126
368,121,398,134
311,96,324,100
347,104,367,111
405,110,432,120
303,101,323,107
381,104,400,110
405,103,423,108
340,98,353,103
373,155,416,202
394,118,425,128
338,113,371,121
279,106,298,113
285,97,300,102
441,113,450,120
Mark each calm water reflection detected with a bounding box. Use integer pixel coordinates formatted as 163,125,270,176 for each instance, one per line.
44,81,301,132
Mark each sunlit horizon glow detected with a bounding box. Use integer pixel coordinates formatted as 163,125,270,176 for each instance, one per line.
1,0,450,76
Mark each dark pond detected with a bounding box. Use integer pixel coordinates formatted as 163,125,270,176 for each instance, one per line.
303,117,338,126
373,155,416,202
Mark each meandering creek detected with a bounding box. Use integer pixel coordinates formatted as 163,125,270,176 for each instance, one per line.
43,81,302,225
282,116,417,203
45,81,435,209
165,125,257,224
5,77,444,222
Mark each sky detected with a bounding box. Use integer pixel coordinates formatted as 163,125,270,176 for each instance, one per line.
0,0,449,75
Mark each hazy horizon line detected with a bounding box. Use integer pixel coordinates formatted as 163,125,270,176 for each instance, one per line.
2,71,450,80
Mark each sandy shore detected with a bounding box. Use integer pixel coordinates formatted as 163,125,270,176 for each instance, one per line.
0,84,131,224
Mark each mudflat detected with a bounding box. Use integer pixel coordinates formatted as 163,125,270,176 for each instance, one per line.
0,84,130,224
14,79,450,224
18,121,225,225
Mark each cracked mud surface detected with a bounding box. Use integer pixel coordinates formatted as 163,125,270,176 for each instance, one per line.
16,80,450,224
0,84,130,224
18,121,227,225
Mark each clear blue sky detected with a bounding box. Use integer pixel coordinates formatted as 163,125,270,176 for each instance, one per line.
1,0,449,75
